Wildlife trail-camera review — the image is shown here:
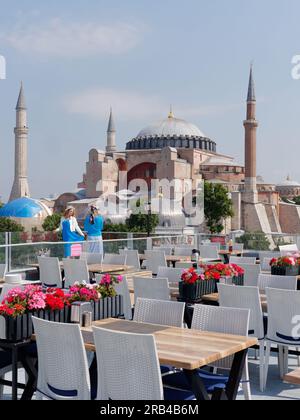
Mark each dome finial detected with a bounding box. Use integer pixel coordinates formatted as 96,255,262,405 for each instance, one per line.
168,105,174,119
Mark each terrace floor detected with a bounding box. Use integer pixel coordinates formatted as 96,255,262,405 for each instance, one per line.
2,349,300,400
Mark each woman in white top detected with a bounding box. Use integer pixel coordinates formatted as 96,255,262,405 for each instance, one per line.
60,207,85,236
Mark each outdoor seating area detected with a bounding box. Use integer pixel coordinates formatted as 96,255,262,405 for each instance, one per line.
1,234,300,400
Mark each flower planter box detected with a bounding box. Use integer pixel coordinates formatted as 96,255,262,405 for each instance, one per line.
91,295,123,321
178,280,216,303
271,266,299,276
0,308,71,343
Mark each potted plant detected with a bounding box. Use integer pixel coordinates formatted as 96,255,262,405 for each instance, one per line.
201,263,245,287
179,268,214,303
270,256,299,276
69,276,123,322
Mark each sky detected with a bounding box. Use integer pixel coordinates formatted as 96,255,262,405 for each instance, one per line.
0,0,300,201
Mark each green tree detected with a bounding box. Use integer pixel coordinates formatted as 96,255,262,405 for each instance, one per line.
42,214,61,232
293,196,300,205
204,182,234,234
236,232,271,251
126,213,159,234
0,218,24,232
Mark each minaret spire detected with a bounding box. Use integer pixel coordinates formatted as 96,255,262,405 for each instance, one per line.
247,63,256,102
243,65,259,202
168,105,174,119
9,83,30,201
106,107,117,154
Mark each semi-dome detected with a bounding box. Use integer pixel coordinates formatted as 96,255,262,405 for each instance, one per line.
0,197,51,218
126,110,216,152
276,176,300,188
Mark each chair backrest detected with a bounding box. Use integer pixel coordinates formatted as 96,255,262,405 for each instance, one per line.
236,263,261,287
176,262,194,269
229,256,257,265
218,284,264,340
119,250,140,270
157,267,183,285
0,264,6,279
174,247,194,257
266,288,300,344
93,326,163,400
38,257,62,288
63,259,90,288
258,274,297,292
279,244,298,256
134,298,185,327
191,304,250,369
103,254,127,265
80,252,103,265
153,247,173,256
133,277,170,304
199,245,219,259
261,258,272,272
95,274,132,321
259,251,280,263
32,317,90,400
232,243,244,252
144,251,167,275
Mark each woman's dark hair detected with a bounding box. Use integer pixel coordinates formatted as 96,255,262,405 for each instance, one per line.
89,206,97,225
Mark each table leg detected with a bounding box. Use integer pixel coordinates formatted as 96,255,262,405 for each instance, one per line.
224,349,248,401
183,370,211,401
20,356,37,401
11,346,18,401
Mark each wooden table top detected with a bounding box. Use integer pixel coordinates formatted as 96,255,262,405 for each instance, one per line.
202,292,267,312
218,250,243,256
87,264,134,274
284,368,300,385
81,319,257,371
139,255,221,264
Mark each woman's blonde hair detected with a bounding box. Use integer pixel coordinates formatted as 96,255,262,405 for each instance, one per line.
64,207,74,218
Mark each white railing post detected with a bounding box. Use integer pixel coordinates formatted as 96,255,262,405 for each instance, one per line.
127,233,133,250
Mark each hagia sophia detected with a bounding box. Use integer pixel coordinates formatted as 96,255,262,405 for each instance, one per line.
2,68,300,234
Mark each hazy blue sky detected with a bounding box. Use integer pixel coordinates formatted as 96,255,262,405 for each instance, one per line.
0,0,300,201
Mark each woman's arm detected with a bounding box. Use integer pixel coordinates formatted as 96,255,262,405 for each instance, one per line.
74,218,85,237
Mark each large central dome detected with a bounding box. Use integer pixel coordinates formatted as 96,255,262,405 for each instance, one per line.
126,111,216,152
137,116,205,138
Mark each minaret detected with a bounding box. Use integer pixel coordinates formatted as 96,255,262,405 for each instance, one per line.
106,108,116,154
9,83,30,201
243,65,259,202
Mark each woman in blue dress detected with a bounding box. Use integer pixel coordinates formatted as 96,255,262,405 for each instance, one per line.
84,206,104,255
61,207,85,257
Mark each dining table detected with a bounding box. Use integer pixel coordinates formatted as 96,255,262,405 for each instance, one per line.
81,318,257,401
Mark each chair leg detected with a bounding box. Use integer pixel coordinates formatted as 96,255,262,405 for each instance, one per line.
259,341,265,393
0,376,4,400
283,346,289,376
241,358,252,400
297,348,300,367
264,341,271,390
278,345,284,379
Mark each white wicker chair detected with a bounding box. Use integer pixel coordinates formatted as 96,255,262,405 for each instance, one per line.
80,252,103,265
174,247,194,257
199,245,219,260
144,251,167,275
258,274,297,292
103,254,127,265
236,263,261,287
134,298,185,328
264,288,300,388
32,317,91,400
153,247,173,256
63,259,90,288
229,257,257,265
133,277,170,304
232,243,244,252
192,305,251,400
119,250,140,270
176,262,194,269
261,258,272,272
157,267,184,286
0,264,6,279
92,327,164,400
279,244,298,256
218,284,265,392
95,274,133,321
38,257,62,288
